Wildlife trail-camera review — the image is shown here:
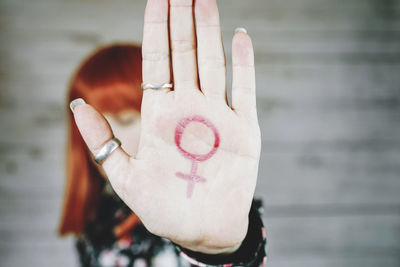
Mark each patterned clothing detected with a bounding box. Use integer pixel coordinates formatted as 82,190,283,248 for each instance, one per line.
75,184,267,267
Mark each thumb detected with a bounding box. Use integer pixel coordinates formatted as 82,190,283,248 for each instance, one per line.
69,98,132,184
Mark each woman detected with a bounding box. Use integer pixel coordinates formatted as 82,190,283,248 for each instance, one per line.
59,0,266,266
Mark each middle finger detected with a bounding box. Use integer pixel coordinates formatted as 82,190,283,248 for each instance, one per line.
170,0,199,94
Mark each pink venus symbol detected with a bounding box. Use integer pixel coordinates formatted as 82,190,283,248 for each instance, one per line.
174,115,220,198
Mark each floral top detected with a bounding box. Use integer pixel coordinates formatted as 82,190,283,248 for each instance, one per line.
75,184,267,267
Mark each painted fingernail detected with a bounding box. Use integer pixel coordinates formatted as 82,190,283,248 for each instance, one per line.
235,27,247,34
70,98,86,112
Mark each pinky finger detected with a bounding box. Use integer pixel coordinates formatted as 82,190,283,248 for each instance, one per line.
231,28,257,121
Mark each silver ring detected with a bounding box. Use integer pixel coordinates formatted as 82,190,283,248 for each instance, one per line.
141,83,173,90
94,138,121,165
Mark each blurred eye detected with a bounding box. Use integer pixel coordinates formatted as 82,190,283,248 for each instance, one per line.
114,113,137,125
105,111,140,126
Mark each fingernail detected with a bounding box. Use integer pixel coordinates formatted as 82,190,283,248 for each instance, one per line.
70,98,86,112
235,27,247,34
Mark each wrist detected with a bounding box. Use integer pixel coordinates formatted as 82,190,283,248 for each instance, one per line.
177,239,243,255
173,219,248,255
173,200,267,266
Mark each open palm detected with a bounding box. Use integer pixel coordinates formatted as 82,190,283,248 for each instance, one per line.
72,0,260,254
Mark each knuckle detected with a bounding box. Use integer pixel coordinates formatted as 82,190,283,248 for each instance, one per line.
170,0,193,7
232,85,254,94
171,39,195,53
142,50,169,62
198,57,225,69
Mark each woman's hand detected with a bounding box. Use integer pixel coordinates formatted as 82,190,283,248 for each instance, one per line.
71,0,260,254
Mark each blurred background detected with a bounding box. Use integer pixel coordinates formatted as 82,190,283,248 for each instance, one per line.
1,0,399,266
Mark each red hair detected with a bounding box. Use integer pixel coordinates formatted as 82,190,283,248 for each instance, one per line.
59,44,143,235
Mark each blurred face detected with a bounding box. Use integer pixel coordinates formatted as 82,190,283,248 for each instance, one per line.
95,110,141,179
104,110,141,156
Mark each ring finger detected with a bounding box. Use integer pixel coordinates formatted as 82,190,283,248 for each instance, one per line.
142,0,171,97
195,0,226,102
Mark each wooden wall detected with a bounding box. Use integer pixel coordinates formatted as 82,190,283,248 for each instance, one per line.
0,0,399,266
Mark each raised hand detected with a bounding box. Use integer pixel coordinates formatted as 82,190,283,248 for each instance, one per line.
71,0,260,254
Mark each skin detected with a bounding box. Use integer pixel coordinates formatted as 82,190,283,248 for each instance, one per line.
174,115,220,198
71,0,260,255
104,111,141,157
